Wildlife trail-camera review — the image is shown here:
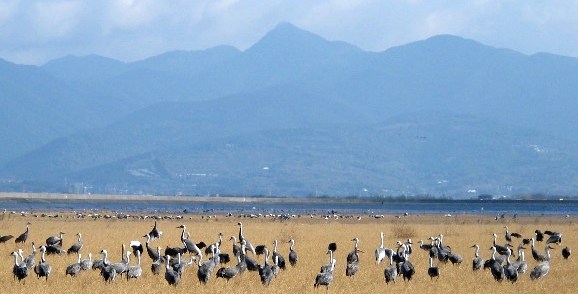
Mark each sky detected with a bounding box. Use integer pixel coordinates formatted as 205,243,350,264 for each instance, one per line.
1,0,578,65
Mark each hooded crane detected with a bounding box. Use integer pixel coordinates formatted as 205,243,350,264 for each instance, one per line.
384,252,398,284
217,255,243,282
347,238,361,264
471,244,484,271
67,232,83,255
375,232,387,264
259,247,274,286
545,231,562,245
530,246,554,280
492,233,510,256
314,254,335,290
532,240,553,262
230,236,242,257
22,243,37,268
346,238,361,277
80,253,92,270
428,256,440,280
12,251,28,283
272,240,286,270
34,246,51,280
535,230,544,241
512,245,527,274
197,246,218,284
399,243,415,281
288,239,298,266
503,248,518,283
241,240,259,271
126,251,142,280
164,255,180,286
65,253,82,277
148,221,162,240
144,234,159,261
238,222,256,255
15,222,30,244
99,249,117,283
562,246,571,259
178,225,204,260
504,226,522,243
151,247,163,275
488,246,504,282
46,232,64,246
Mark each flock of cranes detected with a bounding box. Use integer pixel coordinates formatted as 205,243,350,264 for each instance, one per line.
4,221,572,290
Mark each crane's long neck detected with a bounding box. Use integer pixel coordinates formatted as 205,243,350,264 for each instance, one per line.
239,223,244,240
264,249,269,266
181,227,186,241
506,251,511,265
521,251,525,262
329,250,333,264
41,250,46,263
475,245,479,257
290,240,295,251
389,253,393,266
13,253,19,266
429,257,433,267
545,246,551,260
78,234,82,242
77,253,82,263
491,248,496,260
493,234,497,246
274,240,278,253
380,233,384,248
531,238,535,248
166,256,171,270
354,239,359,249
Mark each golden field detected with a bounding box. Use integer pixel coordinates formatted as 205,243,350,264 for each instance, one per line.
0,212,576,294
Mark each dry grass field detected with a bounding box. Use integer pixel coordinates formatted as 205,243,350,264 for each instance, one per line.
0,212,576,293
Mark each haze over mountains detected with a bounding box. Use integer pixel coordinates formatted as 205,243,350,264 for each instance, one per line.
2,23,578,198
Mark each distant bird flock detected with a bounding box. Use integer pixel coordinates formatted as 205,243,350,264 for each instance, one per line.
3,214,571,289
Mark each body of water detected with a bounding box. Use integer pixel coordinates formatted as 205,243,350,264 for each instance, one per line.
1,198,577,216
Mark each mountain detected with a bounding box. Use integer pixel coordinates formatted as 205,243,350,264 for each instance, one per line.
43,54,127,82
2,23,578,197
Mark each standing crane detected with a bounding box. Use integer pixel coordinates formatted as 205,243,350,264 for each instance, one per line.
15,222,31,244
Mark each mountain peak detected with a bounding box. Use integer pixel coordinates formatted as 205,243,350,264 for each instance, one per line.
246,22,360,57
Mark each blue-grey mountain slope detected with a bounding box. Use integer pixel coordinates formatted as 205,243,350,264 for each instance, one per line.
2,23,578,196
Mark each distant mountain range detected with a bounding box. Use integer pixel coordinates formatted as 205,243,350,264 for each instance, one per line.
2,23,578,197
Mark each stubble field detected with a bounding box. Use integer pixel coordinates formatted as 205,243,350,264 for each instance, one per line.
0,212,576,293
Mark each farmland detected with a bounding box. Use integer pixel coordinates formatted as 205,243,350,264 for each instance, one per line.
0,212,576,293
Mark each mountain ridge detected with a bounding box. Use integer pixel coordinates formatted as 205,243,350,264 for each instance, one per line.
2,23,578,197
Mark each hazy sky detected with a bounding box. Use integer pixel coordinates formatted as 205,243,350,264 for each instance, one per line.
1,0,577,65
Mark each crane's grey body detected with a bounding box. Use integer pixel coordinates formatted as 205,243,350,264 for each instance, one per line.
288,239,298,266
65,253,82,277
428,256,440,280
164,255,180,286
34,246,51,280
99,250,117,283
15,223,30,244
67,232,83,255
384,254,398,284
126,251,143,280
12,251,28,283
258,247,274,286
471,245,484,271
314,258,335,290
